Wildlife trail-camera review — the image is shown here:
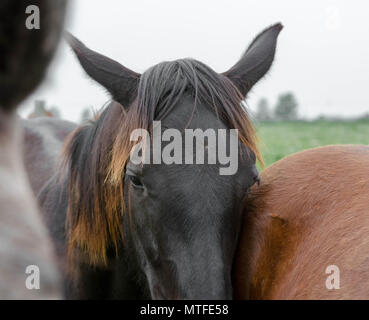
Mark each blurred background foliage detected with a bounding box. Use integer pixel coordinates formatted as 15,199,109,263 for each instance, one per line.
253,92,369,168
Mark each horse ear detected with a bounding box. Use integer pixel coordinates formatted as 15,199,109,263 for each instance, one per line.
65,32,140,108
223,23,283,98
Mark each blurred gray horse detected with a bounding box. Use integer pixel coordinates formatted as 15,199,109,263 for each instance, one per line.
21,117,76,196
0,0,67,299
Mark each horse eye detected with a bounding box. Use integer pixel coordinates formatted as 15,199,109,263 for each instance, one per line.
129,175,143,188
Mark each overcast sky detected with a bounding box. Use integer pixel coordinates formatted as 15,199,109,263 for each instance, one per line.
20,0,369,122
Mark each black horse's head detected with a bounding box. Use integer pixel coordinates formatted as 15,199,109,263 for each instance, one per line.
65,23,282,299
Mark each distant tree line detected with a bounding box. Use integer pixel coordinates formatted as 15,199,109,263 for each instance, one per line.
255,92,299,122
28,100,95,123
255,92,369,122
28,100,61,119
28,96,369,123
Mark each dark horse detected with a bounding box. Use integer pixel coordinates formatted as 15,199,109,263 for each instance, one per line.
0,0,66,298
38,23,283,299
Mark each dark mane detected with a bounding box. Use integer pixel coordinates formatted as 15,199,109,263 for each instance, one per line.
62,58,262,266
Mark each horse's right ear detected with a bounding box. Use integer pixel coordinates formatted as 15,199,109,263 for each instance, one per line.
65,32,140,108
223,23,283,98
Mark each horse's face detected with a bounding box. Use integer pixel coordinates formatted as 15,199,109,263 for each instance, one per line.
124,95,259,299
67,23,282,299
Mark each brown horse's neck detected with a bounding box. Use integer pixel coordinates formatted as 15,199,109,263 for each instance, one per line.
233,183,299,300
236,213,292,299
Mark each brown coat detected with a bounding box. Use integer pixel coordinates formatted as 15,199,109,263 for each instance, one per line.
234,145,369,299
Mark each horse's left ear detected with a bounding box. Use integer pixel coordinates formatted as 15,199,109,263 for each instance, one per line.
223,23,283,98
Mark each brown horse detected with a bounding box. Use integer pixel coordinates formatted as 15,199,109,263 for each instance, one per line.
0,0,67,298
234,144,369,299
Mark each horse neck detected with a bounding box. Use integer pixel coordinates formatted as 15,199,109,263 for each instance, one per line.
233,193,296,300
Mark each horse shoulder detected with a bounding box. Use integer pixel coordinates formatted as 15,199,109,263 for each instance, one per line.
235,145,369,299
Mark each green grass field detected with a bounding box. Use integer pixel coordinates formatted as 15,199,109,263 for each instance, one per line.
256,120,369,168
